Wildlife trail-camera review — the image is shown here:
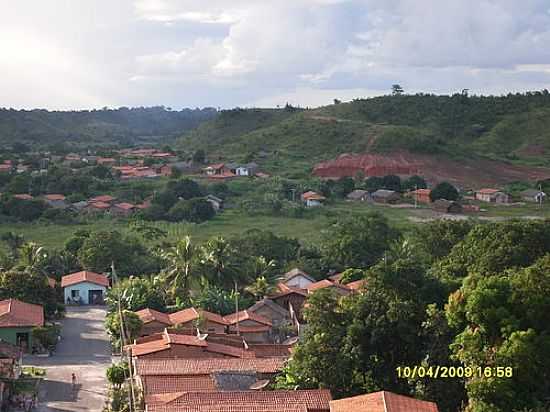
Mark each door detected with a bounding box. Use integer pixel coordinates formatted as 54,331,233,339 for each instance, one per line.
16,332,30,352
88,290,104,305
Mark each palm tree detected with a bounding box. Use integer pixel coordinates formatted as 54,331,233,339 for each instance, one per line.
200,236,241,288
159,236,199,300
17,242,48,275
244,256,280,300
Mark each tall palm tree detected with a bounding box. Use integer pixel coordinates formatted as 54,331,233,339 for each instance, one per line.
200,236,241,288
1,232,25,258
244,256,280,300
17,242,48,275
159,236,199,300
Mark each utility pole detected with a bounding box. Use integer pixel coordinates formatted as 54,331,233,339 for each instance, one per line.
112,263,136,412
414,184,418,209
234,281,240,336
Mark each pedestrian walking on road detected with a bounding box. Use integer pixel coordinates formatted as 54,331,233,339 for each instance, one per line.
71,373,77,391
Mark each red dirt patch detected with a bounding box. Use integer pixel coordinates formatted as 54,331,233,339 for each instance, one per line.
313,151,550,188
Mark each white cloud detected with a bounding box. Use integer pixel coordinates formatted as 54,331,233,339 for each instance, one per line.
1,0,550,109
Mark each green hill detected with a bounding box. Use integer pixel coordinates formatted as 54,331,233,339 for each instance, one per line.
177,91,550,176
0,106,217,148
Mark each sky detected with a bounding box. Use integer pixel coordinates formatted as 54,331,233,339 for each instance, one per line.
1,0,550,110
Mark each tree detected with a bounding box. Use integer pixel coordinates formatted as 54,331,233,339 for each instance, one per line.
192,149,206,164
364,176,384,192
159,236,200,299
382,175,401,192
1,232,25,258
321,213,400,270
16,242,49,275
410,220,474,263
446,256,550,411
192,284,246,316
166,178,203,200
105,310,143,351
402,175,427,191
89,165,113,179
430,181,459,201
333,177,355,198
77,231,159,276
200,237,242,289
167,199,215,223
391,84,404,96
106,276,167,312
106,362,129,389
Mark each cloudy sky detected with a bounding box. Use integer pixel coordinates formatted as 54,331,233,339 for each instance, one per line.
1,0,550,110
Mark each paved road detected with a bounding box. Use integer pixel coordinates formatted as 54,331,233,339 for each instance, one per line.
26,306,112,412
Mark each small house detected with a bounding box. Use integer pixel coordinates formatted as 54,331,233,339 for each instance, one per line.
372,189,400,204
204,163,226,176
61,271,109,305
43,194,67,209
520,189,546,203
0,299,44,352
247,298,290,327
135,308,173,336
475,189,510,203
433,199,463,214
346,189,371,202
306,279,351,296
235,163,258,176
224,310,273,343
169,308,228,334
301,191,326,207
111,202,136,217
283,268,315,289
89,195,116,204
410,188,432,204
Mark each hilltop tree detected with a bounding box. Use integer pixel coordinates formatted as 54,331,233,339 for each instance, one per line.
402,175,427,191
391,84,404,96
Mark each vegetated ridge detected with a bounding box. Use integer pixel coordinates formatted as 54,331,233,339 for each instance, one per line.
0,106,218,147
178,91,550,185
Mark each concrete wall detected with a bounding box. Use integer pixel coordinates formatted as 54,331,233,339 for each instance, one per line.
64,282,107,305
285,275,313,289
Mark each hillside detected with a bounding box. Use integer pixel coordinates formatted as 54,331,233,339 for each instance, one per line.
0,106,217,147
177,91,550,181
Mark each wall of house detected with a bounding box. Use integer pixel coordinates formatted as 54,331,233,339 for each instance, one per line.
64,282,107,305
0,327,34,351
285,276,313,289
140,321,170,337
203,321,227,334
250,306,288,326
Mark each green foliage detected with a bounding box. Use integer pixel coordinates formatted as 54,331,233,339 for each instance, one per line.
76,230,160,276
105,310,143,350
410,220,474,263
402,175,427,191
430,181,459,201
32,325,60,351
446,255,550,411
106,276,167,312
0,270,60,317
321,213,400,270
0,197,48,221
167,199,215,223
106,362,129,389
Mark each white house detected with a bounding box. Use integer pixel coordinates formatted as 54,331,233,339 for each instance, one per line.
283,268,315,289
301,191,326,207
61,271,109,305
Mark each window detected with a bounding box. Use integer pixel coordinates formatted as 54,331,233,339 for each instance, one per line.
71,290,80,298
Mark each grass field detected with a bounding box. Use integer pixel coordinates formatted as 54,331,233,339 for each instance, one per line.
1,201,548,252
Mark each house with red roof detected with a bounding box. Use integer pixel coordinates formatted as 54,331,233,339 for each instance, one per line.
306,279,351,296
329,390,438,412
43,194,68,208
283,268,316,289
61,271,109,305
0,299,44,351
111,202,136,217
475,188,510,203
301,191,326,207
135,307,229,336
224,310,273,343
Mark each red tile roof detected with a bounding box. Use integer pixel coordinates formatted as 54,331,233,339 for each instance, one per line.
136,357,287,376
44,194,66,201
205,163,225,170
248,344,293,357
61,271,109,288
224,310,272,327
143,374,216,395
13,194,33,200
169,308,229,326
306,279,350,294
88,201,111,209
477,188,500,194
165,333,208,347
89,195,116,203
147,390,332,412
345,279,366,291
113,202,135,210
301,191,326,201
136,308,172,325
329,391,439,412
0,299,44,328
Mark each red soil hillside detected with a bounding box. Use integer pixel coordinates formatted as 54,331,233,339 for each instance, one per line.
313,151,550,188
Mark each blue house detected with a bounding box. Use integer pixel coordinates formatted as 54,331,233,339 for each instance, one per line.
61,271,109,305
